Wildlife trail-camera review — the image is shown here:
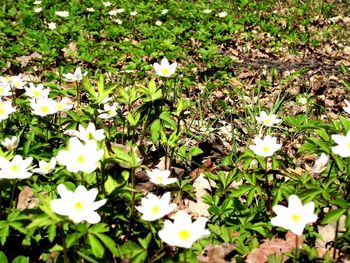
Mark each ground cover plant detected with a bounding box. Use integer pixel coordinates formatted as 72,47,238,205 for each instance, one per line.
1,0,350,262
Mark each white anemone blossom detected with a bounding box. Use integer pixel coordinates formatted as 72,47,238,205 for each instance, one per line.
158,210,210,248
271,195,317,235
51,184,106,224
56,137,103,173
136,192,177,221
153,58,177,77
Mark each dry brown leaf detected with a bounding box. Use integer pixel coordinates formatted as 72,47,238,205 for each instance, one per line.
246,231,303,263
316,214,346,258
17,186,38,210
16,52,42,67
61,42,78,61
198,243,236,263
185,173,216,217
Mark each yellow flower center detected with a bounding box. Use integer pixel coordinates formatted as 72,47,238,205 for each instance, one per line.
161,68,170,76
44,164,50,172
0,87,4,93
40,106,49,113
76,155,86,164
347,143,350,150
264,118,271,124
263,146,270,153
87,132,94,140
155,175,164,183
178,229,191,240
11,165,19,172
151,205,160,215
33,90,41,97
74,201,84,211
0,108,5,116
291,214,301,222
14,82,20,87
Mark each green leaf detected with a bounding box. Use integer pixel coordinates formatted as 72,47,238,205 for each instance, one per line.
321,208,347,224
89,223,109,234
12,256,29,263
95,233,120,256
48,224,57,242
189,146,203,157
159,111,177,130
87,234,105,258
150,119,161,144
104,176,119,194
0,225,9,245
0,251,8,263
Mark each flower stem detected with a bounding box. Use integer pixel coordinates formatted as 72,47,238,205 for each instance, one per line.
294,234,299,260
9,179,18,209
333,219,339,259
130,167,136,225
58,224,68,263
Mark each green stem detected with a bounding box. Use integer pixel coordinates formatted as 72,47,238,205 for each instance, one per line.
59,224,68,263
333,219,339,259
130,168,136,225
9,179,18,209
183,249,187,263
295,234,299,260
76,81,80,107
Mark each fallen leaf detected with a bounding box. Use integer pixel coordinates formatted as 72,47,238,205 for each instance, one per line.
17,186,38,210
246,231,303,263
198,243,236,263
16,52,42,67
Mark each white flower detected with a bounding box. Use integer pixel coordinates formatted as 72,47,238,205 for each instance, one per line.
155,20,162,26
343,99,350,114
113,19,123,24
9,75,26,89
0,77,11,96
97,102,118,119
25,83,50,100
57,97,73,111
271,195,317,235
153,57,177,78
218,11,227,17
130,11,137,16
33,158,56,175
1,136,20,151
0,155,33,179
72,122,105,143
161,9,168,15
86,7,95,12
136,192,177,221
256,111,282,127
158,210,210,248
0,99,16,121
30,98,58,116
108,9,118,16
48,22,56,30
147,168,177,185
116,8,124,13
34,7,42,13
62,67,87,82
55,11,69,17
102,1,112,7
331,131,350,157
56,137,103,173
312,153,329,175
249,135,282,157
34,0,42,4
51,184,106,224
203,9,212,14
